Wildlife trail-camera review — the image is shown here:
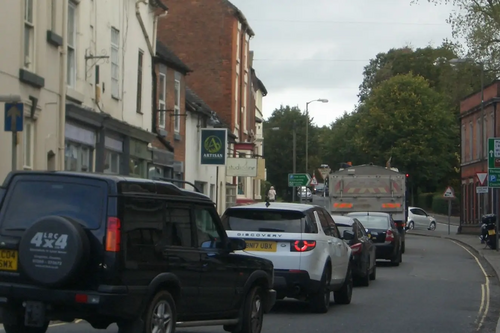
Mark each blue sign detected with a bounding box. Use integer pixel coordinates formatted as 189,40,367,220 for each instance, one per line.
4,103,23,132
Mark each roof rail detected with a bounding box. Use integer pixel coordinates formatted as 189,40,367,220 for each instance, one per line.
153,178,202,193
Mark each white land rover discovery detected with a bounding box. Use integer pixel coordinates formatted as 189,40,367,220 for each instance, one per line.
221,202,353,313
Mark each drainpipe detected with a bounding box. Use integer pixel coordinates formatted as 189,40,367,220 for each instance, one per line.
58,2,68,170
152,7,168,53
135,0,161,57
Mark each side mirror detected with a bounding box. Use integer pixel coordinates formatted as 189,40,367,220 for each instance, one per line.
228,238,247,251
343,230,355,241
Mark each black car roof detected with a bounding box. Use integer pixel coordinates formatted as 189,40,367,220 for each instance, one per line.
226,202,316,213
3,171,213,203
331,215,355,226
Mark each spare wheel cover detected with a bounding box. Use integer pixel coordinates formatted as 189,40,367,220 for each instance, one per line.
19,216,89,287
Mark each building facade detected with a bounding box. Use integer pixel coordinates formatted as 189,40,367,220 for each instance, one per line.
156,0,262,204
63,0,168,177
251,66,268,200
0,0,64,181
460,80,500,231
150,41,191,183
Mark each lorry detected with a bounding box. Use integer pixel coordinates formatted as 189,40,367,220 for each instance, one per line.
328,163,408,251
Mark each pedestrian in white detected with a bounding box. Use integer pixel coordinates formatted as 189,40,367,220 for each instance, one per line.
268,186,277,202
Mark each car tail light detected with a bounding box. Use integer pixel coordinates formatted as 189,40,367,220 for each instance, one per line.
385,230,394,243
75,294,100,304
290,240,316,252
106,217,121,252
350,243,362,255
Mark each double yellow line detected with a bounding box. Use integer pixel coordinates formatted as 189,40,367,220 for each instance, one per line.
450,240,490,331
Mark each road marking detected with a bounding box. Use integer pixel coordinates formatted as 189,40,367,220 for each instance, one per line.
450,240,490,331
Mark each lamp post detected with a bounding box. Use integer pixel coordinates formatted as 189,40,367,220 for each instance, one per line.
305,99,329,175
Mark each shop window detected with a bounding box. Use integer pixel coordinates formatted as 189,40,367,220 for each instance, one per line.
148,165,164,180
65,142,91,172
130,158,145,178
104,136,123,175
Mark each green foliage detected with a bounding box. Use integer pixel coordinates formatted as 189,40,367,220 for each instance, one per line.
411,0,500,68
354,73,458,189
432,193,460,216
417,192,435,210
260,180,271,201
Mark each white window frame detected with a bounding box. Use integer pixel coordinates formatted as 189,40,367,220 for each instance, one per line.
461,124,466,163
469,122,473,160
23,119,35,169
136,50,144,113
476,118,481,159
24,0,35,71
67,1,77,87
174,79,180,133
159,72,166,128
111,27,120,99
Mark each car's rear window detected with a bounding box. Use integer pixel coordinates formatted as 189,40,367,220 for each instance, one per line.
348,215,389,229
1,180,105,230
223,209,315,233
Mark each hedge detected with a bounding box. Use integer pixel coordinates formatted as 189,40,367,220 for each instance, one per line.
431,193,460,216
417,192,434,211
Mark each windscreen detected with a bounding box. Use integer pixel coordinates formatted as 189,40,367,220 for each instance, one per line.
223,209,309,233
1,180,105,230
348,215,389,229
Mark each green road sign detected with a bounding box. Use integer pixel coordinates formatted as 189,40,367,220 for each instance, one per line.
488,137,500,187
288,173,311,187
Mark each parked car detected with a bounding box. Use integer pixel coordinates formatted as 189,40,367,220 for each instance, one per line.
407,206,437,231
346,212,403,266
297,187,313,202
222,203,353,314
0,171,276,333
332,215,376,286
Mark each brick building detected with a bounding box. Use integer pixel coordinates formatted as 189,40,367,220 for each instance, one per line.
157,0,260,203
149,41,192,183
460,80,500,231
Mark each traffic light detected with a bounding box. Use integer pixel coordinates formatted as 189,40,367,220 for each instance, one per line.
405,173,409,178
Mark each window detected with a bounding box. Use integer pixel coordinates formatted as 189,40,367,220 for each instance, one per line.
174,78,180,132
64,142,91,172
24,0,34,70
2,180,105,231
67,1,76,87
23,120,35,169
469,122,473,160
136,50,144,113
123,197,164,262
322,211,340,238
234,74,239,125
194,181,205,194
129,157,144,178
103,136,123,175
491,112,495,138
484,116,488,158
165,207,192,247
461,124,466,162
158,72,166,128
476,119,481,159
111,27,120,99
195,207,224,248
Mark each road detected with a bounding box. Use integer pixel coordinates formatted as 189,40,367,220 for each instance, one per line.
14,233,500,333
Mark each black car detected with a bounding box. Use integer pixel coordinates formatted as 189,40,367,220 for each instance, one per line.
346,212,402,266
332,215,376,286
391,213,406,253
0,171,276,333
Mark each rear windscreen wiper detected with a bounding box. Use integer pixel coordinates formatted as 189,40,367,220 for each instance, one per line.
258,227,285,232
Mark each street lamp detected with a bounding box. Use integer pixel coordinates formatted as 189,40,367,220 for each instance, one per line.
305,99,329,174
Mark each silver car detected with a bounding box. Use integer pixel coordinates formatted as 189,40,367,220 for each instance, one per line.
407,206,437,231
297,187,313,202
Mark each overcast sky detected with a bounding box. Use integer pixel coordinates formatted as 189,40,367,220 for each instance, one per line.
230,0,457,127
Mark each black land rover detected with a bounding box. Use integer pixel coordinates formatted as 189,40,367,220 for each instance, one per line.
0,171,276,333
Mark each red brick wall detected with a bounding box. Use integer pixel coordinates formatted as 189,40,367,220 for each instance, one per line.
157,0,236,131
460,81,500,114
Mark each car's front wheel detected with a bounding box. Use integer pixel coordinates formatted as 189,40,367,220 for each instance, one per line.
428,222,436,231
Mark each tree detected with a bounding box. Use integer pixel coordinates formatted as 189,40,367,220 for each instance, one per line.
354,73,458,192
263,105,309,199
411,0,500,67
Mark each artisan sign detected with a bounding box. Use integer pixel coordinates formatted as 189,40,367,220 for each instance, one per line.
226,158,258,177
200,129,227,165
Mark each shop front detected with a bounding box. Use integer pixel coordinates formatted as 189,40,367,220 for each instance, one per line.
149,148,175,180
65,103,155,177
